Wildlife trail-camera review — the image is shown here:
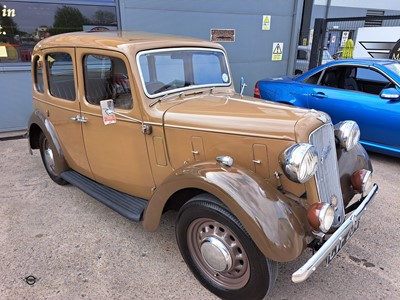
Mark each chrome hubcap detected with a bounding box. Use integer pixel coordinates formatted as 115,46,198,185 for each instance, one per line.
43,139,55,173
187,218,250,289
200,237,232,272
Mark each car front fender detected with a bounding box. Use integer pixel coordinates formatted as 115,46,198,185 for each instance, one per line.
143,161,308,262
337,142,372,206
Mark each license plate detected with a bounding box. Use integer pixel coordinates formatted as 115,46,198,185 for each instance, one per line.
325,219,360,266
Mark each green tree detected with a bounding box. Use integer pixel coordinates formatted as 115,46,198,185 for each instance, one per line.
92,10,116,25
49,6,90,35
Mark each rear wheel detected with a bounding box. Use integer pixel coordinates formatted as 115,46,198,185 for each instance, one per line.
176,194,278,300
39,133,67,185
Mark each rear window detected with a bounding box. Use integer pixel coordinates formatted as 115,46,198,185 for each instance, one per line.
33,56,44,93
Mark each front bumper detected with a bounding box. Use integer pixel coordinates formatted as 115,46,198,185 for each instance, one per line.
292,183,378,283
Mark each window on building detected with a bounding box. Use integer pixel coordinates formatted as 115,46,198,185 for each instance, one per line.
365,10,385,27
0,1,117,64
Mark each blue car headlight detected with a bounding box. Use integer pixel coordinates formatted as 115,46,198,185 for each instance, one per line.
280,143,319,183
334,121,360,151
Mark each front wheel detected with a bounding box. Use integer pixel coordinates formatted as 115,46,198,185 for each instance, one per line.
175,194,278,300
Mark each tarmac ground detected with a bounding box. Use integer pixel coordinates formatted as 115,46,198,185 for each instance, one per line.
0,138,399,299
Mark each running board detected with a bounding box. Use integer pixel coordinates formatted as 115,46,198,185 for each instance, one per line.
61,170,148,222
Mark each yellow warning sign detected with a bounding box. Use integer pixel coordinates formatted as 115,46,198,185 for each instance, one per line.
272,42,283,61
262,15,271,31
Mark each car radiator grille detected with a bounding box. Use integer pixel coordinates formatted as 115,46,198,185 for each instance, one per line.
309,123,345,228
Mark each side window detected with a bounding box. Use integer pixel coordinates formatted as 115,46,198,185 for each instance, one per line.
46,52,76,101
83,54,133,110
303,70,323,84
319,68,339,88
355,67,390,95
33,56,44,93
356,67,389,83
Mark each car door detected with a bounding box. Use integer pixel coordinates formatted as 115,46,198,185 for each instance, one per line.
307,65,400,149
75,48,154,199
306,66,356,124
43,48,92,178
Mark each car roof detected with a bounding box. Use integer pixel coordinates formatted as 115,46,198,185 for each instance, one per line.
295,58,400,82
34,31,224,53
323,58,397,67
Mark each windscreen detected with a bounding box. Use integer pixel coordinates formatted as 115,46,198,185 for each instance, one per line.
384,62,400,77
138,48,231,97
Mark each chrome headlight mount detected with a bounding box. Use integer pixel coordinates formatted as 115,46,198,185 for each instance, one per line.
280,143,319,183
334,121,360,151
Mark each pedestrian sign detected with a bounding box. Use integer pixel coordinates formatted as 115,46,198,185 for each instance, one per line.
262,15,271,30
272,42,283,61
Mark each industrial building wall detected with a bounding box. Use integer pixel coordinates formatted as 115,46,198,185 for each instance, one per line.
0,67,32,132
118,0,302,95
0,0,302,132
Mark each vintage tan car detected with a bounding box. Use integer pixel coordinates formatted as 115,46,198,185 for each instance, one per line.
28,31,378,299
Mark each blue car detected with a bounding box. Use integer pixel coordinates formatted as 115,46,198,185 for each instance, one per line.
255,59,400,157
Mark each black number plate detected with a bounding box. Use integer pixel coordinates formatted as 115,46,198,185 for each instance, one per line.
326,219,360,266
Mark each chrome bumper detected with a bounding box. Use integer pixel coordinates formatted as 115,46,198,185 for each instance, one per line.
292,183,378,283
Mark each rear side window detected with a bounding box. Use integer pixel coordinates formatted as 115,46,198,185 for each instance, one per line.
83,54,133,110
33,56,44,93
46,52,76,101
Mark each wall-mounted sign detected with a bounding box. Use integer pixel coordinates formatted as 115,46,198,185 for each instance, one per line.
262,15,271,31
210,29,235,42
2,5,16,17
272,42,283,61
0,46,7,58
340,31,349,47
1,4,17,36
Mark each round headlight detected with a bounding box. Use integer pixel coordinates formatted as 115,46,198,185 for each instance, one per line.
334,121,360,151
280,143,318,183
307,202,335,233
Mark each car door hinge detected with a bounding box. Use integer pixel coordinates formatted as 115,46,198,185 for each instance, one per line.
141,124,152,135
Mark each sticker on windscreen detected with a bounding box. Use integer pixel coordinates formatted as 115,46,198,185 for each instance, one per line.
222,73,229,83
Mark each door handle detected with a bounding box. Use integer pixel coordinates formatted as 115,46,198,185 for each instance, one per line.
69,115,87,123
311,92,327,98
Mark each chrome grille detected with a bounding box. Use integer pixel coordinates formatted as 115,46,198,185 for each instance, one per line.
309,123,344,228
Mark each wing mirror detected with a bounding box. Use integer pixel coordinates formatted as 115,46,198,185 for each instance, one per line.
99,100,152,134
240,77,247,96
380,87,400,101
100,100,117,125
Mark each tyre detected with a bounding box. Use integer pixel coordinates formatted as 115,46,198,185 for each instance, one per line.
39,132,68,185
176,194,278,300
